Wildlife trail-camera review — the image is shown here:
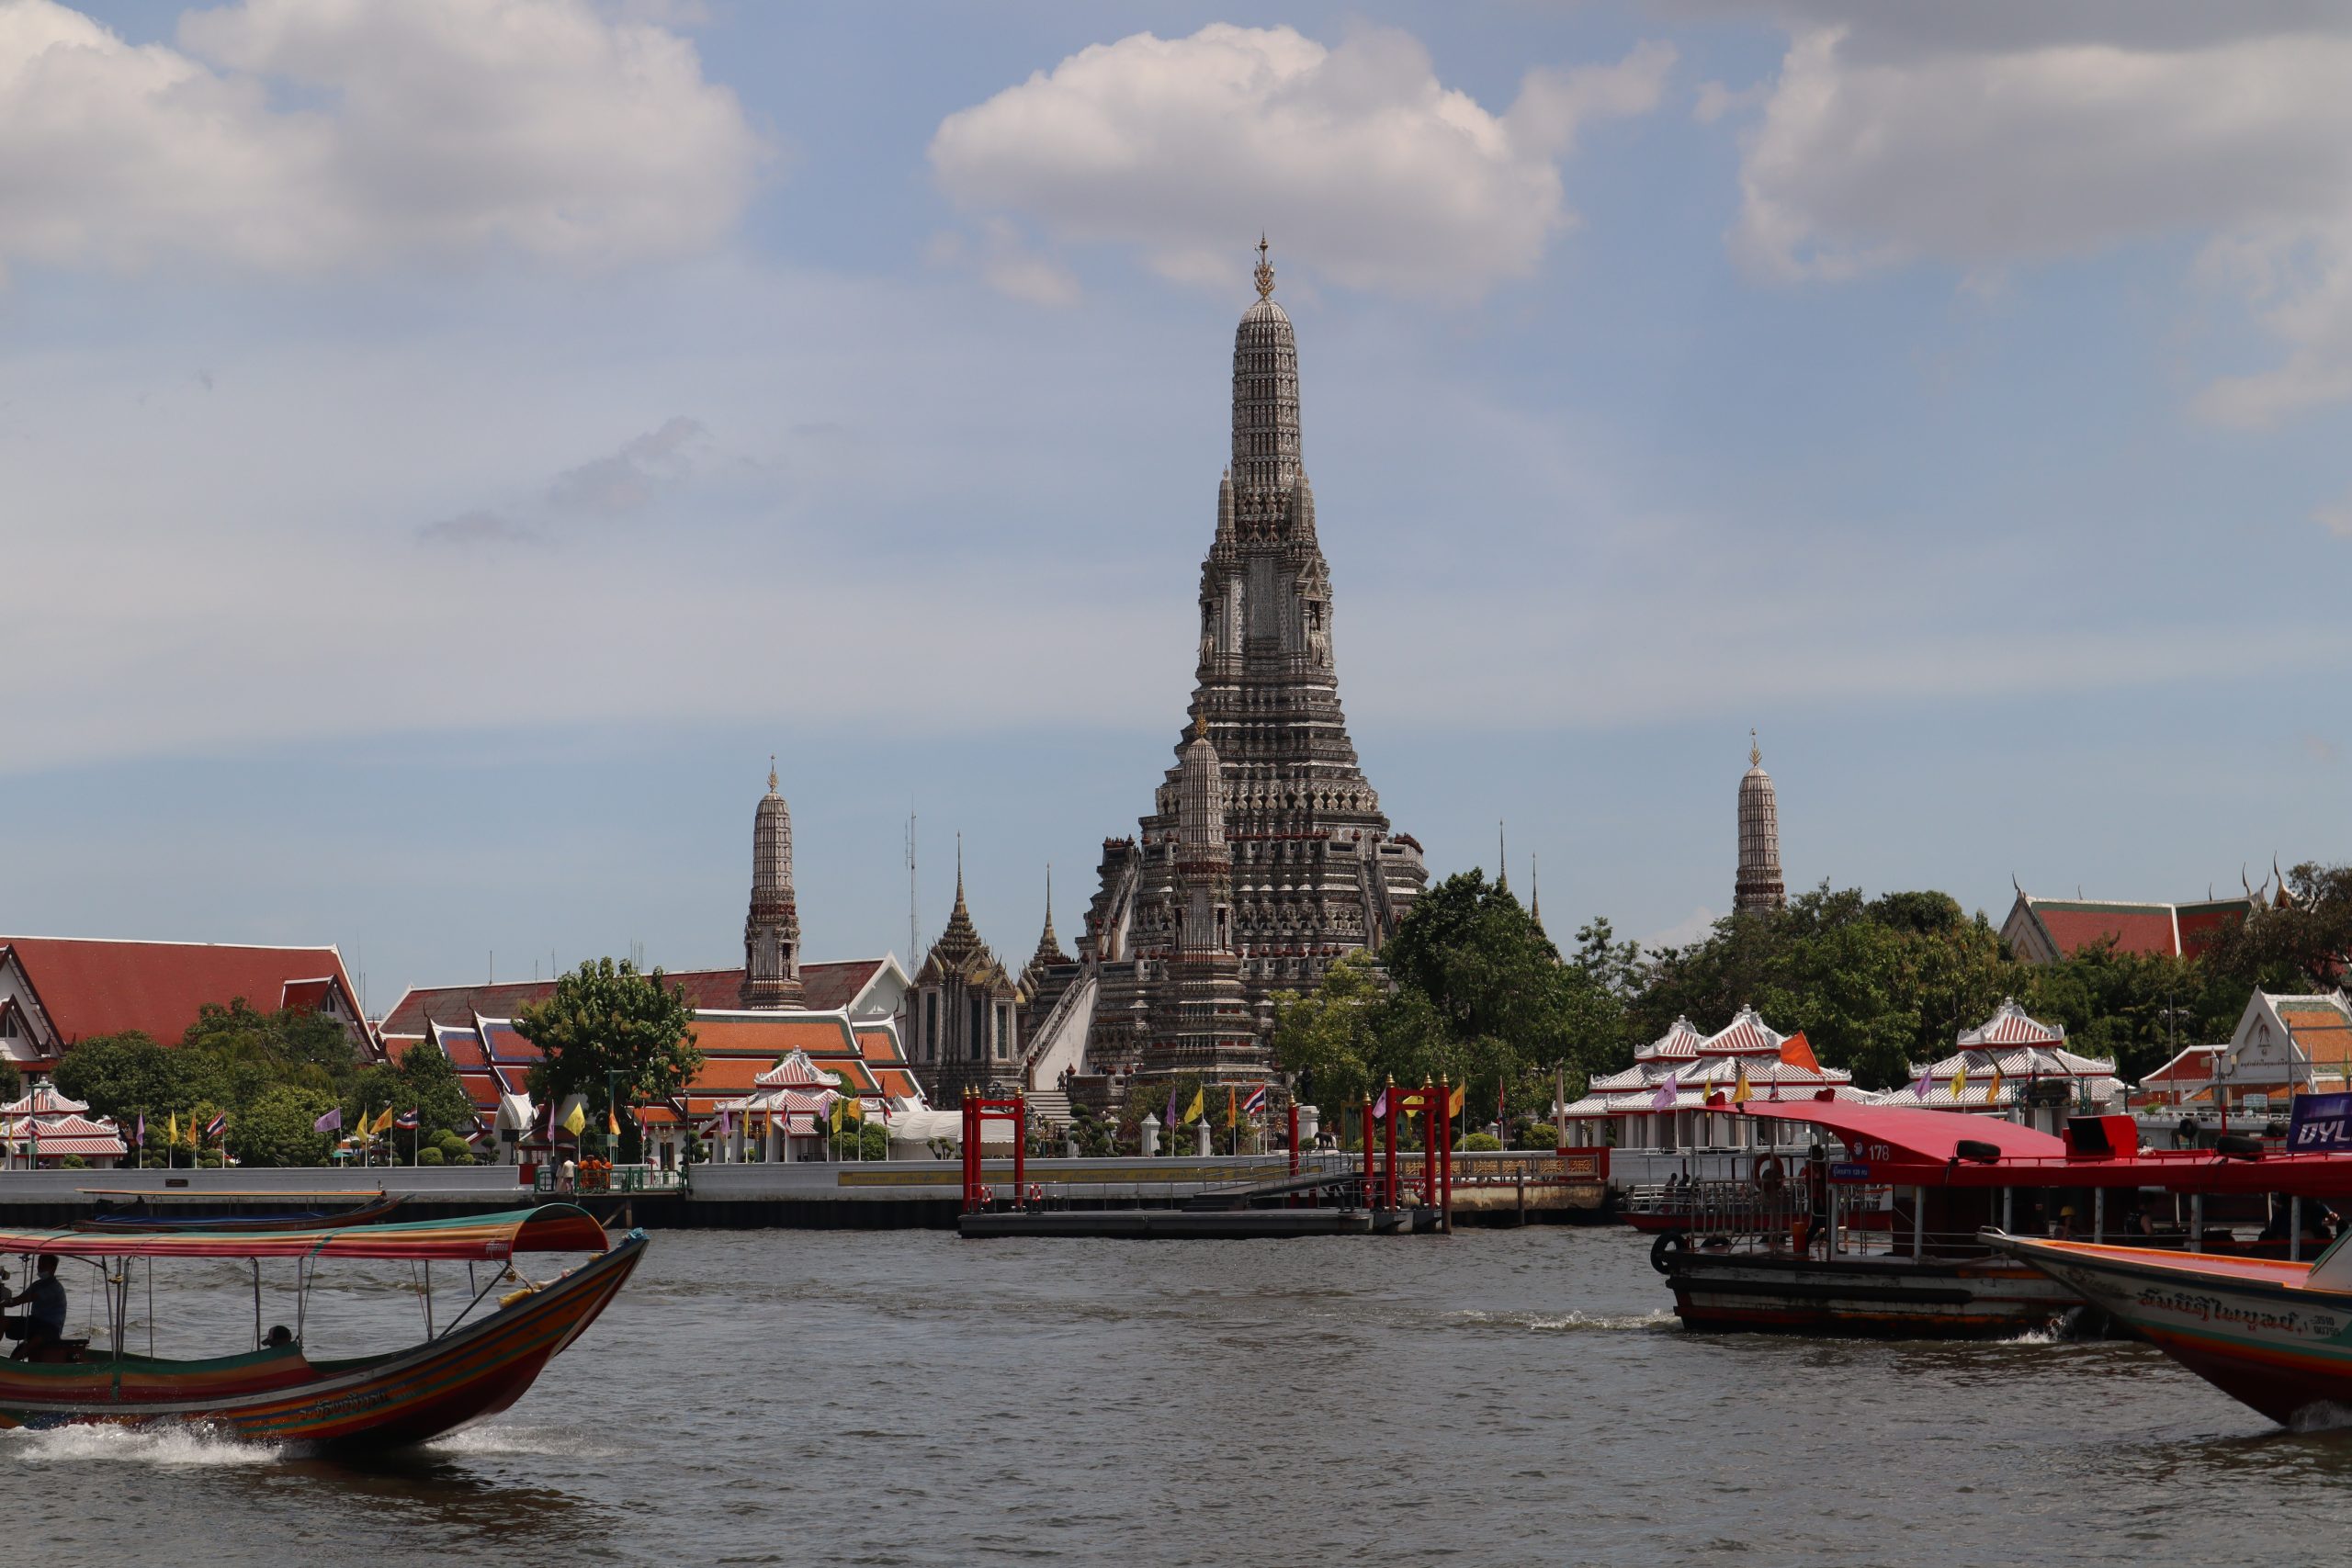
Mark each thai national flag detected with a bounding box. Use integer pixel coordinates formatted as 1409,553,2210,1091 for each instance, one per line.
1242,1086,1268,1119
203,1112,226,1140
394,1110,419,1131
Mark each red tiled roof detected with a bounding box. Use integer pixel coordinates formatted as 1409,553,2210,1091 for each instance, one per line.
2031,904,2180,958
380,960,890,1034
2280,1008,2352,1070
0,936,365,1049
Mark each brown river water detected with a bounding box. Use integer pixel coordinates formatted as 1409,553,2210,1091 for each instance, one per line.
0,1224,2346,1566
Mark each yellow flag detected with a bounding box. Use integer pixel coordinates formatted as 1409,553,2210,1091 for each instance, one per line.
1182,1087,1204,1125
842,1096,863,1123
560,1100,586,1136
1732,1064,1752,1105
1448,1084,1465,1118
606,1109,619,1136
167,1111,178,1146
1951,1060,1969,1101
1988,1062,2005,1105
370,1106,394,1135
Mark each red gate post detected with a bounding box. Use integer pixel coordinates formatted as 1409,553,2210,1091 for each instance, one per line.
1441,1078,1455,1232
1382,1078,1399,1213
1012,1096,1027,1212
1288,1100,1300,1179
1422,1080,1437,1210
961,1096,977,1213
1360,1101,1374,1210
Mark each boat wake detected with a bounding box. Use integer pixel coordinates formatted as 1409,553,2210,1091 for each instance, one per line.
3,1423,278,1467
2287,1401,2352,1434
426,1424,622,1461
1458,1307,1679,1333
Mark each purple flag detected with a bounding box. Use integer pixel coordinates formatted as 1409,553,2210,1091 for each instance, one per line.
313,1106,342,1134
1163,1086,1178,1128
1650,1074,1679,1110
1910,1064,1932,1100
135,1112,145,1148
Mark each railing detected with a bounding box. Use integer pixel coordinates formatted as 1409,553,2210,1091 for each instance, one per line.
534,1163,687,1195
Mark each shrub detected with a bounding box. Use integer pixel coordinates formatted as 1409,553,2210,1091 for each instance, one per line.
416,1146,445,1167
198,1152,223,1168
1459,1132,1504,1153
1512,1122,1559,1150
448,1150,476,1165
59,1154,86,1169
432,1130,469,1159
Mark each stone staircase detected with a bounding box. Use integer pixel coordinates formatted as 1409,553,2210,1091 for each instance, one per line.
1023,1088,1073,1131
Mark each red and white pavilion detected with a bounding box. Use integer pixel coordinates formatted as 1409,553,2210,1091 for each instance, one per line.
1562,1006,1865,1150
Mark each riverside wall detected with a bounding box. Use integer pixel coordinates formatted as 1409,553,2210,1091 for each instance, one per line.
0,1150,1611,1230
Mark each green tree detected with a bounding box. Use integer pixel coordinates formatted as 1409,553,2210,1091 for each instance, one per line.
514,959,701,1162
228,1086,335,1167
1272,951,1387,1117
54,1032,188,1126
0,1061,20,1106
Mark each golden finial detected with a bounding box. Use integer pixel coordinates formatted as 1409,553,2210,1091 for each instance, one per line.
768,754,778,793
1253,234,1275,300
1749,728,1760,769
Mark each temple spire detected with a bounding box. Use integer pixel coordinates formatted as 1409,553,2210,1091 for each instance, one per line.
1736,730,1786,916
741,760,804,1008
1497,820,1509,894
1254,233,1275,299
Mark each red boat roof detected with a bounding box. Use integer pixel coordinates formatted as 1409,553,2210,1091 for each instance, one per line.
1737,1100,2067,1163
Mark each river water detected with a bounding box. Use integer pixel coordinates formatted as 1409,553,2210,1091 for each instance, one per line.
0,1225,2346,1566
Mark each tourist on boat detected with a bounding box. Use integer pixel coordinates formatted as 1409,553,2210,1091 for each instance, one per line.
265,1325,295,1349
3,1256,67,1360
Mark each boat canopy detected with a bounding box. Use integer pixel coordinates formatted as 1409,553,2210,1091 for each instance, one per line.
1736,1101,2066,1164
0,1204,609,1260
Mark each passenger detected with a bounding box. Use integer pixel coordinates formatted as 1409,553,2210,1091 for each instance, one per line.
264,1325,296,1349
3,1257,67,1361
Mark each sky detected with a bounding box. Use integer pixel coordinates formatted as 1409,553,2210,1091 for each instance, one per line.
6,0,2352,1012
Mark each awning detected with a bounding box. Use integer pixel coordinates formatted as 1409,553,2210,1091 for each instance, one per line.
0,1203,610,1260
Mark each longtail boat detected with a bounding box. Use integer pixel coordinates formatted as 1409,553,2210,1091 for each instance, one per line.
1652,1100,2352,1338
76,1191,408,1233
0,1203,642,1450
1988,1230,2352,1427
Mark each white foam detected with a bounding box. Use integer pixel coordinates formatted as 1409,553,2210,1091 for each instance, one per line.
2289,1400,2352,1433
4,1422,278,1467
426,1424,619,1460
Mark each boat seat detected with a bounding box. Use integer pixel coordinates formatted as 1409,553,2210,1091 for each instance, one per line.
17,1337,88,1364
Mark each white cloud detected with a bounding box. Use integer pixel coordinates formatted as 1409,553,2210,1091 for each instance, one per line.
0,0,763,278
2314,488,2352,539
546,415,706,516
1727,7,2352,423
928,23,1671,302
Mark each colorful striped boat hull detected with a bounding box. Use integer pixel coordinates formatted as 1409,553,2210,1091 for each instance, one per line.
0,1230,645,1450
1990,1232,2352,1427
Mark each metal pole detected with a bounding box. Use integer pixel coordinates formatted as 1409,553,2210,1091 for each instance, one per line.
1912,1186,1924,1260
253,1259,262,1350
2003,1187,2013,1234
2294,1196,2304,1263
2190,1192,2205,1253
1382,1092,1398,1213
1012,1097,1027,1209
1288,1101,1299,1178
2094,1187,2105,1244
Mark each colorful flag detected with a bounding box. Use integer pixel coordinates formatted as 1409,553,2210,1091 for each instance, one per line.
135,1112,145,1148
1780,1032,1821,1073
1226,1086,1237,1129
1163,1085,1179,1129
204,1111,226,1140
167,1111,178,1147
1182,1087,1204,1125
718,1107,733,1139
1951,1060,1970,1101
1448,1083,1466,1118
1242,1085,1268,1119
370,1106,394,1135
393,1110,418,1132
1732,1064,1752,1105
1650,1074,1678,1110
842,1097,863,1123
314,1106,342,1134
1988,1060,2006,1105
560,1100,586,1136
1909,1064,1931,1100
1372,1087,1390,1121
606,1109,620,1136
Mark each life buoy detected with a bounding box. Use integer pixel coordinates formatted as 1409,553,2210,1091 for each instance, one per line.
1755,1155,1786,1194
1650,1230,1687,1275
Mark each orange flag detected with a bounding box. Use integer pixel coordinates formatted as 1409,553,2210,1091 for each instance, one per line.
1779,1032,1821,1073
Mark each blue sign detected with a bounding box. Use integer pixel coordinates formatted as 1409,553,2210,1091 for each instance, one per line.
2289,1092,2352,1150
1828,1162,1871,1182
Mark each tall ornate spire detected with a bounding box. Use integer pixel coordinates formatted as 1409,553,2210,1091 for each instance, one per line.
1735,729,1786,916
1231,241,1300,494
741,759,805,1008
1028,863,1070,972
1253,233,1275,299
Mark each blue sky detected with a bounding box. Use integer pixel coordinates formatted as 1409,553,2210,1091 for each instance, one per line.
6,1,2352,1010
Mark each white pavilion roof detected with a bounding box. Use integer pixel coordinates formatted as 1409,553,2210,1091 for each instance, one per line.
1956,997,2065,1049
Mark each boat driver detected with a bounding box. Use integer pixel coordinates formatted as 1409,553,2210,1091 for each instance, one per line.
3,1257,67,1361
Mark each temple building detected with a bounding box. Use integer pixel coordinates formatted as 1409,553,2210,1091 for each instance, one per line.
1059,242,1429,1095
907,851,1023,1105
741,761,805,1009
1734,733,1785,915
1558,1008,1862,1150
